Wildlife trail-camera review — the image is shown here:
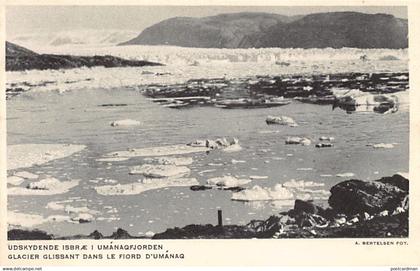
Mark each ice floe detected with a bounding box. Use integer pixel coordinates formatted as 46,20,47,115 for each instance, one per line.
129,164,191,178
336,172,355,178
104,144,209,158
8,178,79,195
95,178,199,195
223,144,242,152
143,156,193,166
319,136,335,141
96,157,130,162
8,211,46,228
14,171,39,179
266,115,298,127
285,136,311,146
8,144,86,170
207,176,251,188
231,159,246,164
110,119,141,127
282,179,325,188
372,143,395,149
249,175,269,180
7,176,25,186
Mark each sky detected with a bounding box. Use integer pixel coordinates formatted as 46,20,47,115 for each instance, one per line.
6,6,407,35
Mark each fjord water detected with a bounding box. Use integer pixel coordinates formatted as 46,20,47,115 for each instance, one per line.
6,46,409,237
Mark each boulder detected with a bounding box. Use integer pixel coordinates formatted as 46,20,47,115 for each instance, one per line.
376,174,408,192
190,185,212,191
109,228,134,239
88,230,104,239
292,199,325,216
328,179,407,216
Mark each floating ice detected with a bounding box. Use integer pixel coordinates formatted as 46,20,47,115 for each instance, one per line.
336,172,355,178
129,164,191,178
14,171,39,179
8,144,86,170
8,178,79,195
296,168,313,171
231,159,246,164
110,119,141,127
7,176,25,186
8,211,46,228
249,175,269,180
266,115,298,127
6,46,408,97
372,143,395,149
223,144,242,152
96,157,130,162
104,144,209,159
207,176,251,188
231,184,294,201
285,136,311,146
319,136,335,141
143,156,193,166
198,169,217,175
95,178,199,195
282,179,325,188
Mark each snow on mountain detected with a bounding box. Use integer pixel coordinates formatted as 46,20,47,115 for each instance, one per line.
8,29,139,49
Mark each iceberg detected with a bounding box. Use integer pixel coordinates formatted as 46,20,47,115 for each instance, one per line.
95,178,199,196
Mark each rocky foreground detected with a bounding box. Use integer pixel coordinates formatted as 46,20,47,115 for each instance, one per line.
8,174,408,240
6,41,161,71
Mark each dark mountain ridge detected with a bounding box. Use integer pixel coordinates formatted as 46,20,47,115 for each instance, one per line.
120,11,408,49
6,41,161,71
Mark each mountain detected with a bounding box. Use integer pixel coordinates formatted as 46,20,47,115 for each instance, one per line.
6,41,161,71
9,29,139,48
120,12,408,49
119,12,301,48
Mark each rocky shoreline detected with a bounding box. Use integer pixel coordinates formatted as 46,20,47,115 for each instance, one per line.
6,41,162,72
8,174,408,240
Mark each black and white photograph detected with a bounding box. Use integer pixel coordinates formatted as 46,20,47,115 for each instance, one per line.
4,5,410,242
